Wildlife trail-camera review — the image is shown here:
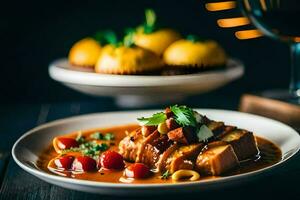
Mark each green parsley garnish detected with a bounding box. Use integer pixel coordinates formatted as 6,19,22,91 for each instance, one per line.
170,105,197,127
62,140,109,158
91,143,109,152
137,112,167,126
90,132,115,141
197,124,214,142
104,133,115,141
123,28,135,47
94,30,119,46
143,9,157,34
160,170,171,180
83,149,94,156
90,132,104,140
76,131,85,143
93,29,136,48
186,35,200,43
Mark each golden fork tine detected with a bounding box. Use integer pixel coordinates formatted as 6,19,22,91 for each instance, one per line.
217,17,250,28
235,29,263,40
205,1,236,11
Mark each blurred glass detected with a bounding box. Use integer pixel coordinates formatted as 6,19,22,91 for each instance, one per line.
238,0,300,104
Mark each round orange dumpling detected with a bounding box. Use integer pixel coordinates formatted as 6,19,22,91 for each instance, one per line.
95,45,163,74
68,38,101,68
134,29,181,56
163,39,227,68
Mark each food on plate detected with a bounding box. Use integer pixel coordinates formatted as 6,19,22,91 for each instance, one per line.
39,105,281,184
196,143,239,175
95,44,163,75
133,9,181,56
125,163,151,179
99,150,125,170
171,169,200,181
66,9,228,76
163,36,227,69
68,38,101,68
72,156,97,172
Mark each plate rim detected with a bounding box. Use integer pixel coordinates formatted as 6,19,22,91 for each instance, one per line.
48,58,244,87
12,109,300,189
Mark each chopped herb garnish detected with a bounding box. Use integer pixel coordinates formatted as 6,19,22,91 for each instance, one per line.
93,29,135,48
83,149,95,156
137,112,167,126
170,105,197,127
160,170,171,180
90,132,114,141
76,131,85,143
62,140,109,157
197,124,214,142
93,143,109,151
104,133,115,141
93,30,119,46
90,132,104,140
123,28,135,47
143,9,156,34
186,35,200,43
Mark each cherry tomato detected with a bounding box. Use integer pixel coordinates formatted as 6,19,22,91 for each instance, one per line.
99,151,125,170
72,156,97,171
54,156,74,170
125,163,150,179
57,137,79,150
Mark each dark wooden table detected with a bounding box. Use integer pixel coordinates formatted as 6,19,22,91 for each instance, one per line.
1,94,300,200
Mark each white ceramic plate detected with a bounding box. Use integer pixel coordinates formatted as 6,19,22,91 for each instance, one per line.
12,109,300,195
48,58,243,97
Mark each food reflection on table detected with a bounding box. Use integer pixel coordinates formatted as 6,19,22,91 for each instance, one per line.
38,105,282,184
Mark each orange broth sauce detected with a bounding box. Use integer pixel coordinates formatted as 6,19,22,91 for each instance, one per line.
37,124,282,184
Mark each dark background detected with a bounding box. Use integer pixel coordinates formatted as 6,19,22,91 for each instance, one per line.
1,0,289,104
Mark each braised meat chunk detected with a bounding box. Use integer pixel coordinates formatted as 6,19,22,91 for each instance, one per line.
167,127,197,145
196,144,239,176
219,129,259,161
119,129,160,163
165,143,203,173
118,128,143,162
140,134,173,169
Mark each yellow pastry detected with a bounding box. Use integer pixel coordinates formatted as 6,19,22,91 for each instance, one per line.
95,45,163,74
133,9,181,56
68,38,101,68
134,29,181,56
163,39,227,68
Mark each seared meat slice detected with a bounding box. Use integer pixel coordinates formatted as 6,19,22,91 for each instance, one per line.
165,107,174,118
217,125,236,138
204,117,236,137
165,118,179,130
207,121,225,136
119,128,143,162
136,130,160,163
157,144,179,172
165,143,203,173
141,125,156,137
196,144,239,176
140,134,173,169
219,129,259,161
167,127,197,145
119,129,160,163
